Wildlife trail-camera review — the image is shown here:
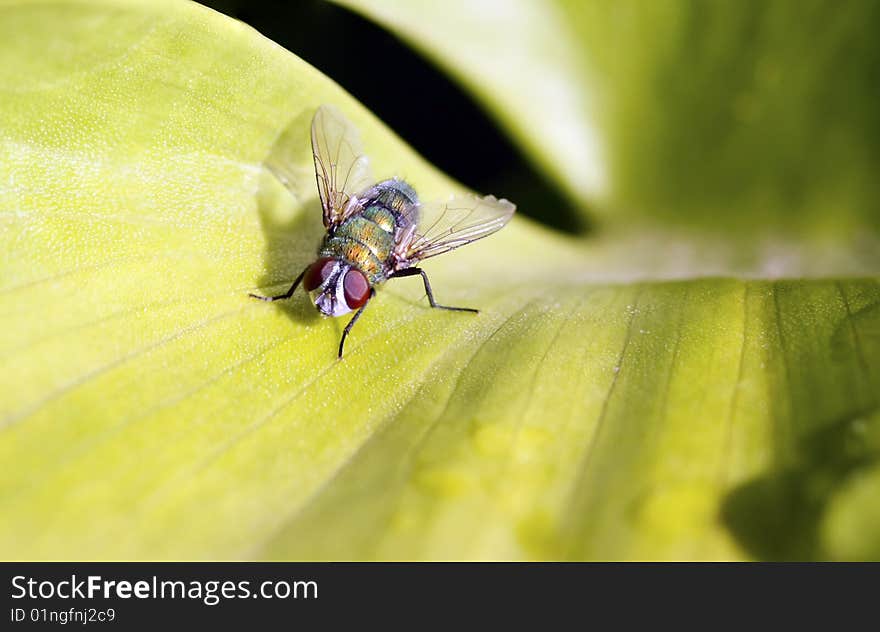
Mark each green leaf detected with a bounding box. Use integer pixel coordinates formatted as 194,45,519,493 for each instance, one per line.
1,0,879,561
335,0,880,232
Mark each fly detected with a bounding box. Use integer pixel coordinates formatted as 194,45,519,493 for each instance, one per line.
250,105,516,358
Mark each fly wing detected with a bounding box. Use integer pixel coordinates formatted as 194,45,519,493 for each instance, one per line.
311,104,374,228
402,193,515,262
264,149,313,202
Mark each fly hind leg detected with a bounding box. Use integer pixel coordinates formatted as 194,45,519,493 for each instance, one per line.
392,267,478,313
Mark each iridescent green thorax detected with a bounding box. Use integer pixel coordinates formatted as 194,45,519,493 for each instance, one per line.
319,179,419,285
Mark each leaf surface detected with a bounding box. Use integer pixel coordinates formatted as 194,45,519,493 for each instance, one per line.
1,0,878,560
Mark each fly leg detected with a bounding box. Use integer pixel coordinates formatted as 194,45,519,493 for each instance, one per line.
338,288,375,359
248,267,307,302
392,267,478,313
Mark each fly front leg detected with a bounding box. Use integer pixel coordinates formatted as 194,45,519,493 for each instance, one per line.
338,288,376,359
391,267,478,313
249,267,307,302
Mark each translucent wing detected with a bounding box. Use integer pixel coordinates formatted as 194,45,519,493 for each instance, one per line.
402,194,515,262
311,104,374,228
264,147,313,203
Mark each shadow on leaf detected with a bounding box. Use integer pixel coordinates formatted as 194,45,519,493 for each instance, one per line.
252,109,326,325
721,407,880,560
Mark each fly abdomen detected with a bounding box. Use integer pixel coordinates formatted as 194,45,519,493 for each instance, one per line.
360,204,398,234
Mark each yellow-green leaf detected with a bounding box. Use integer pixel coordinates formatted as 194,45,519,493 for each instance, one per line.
1,0,879,560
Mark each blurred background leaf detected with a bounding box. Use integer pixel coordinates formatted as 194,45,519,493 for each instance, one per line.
333,0,880,235
1,0,879,560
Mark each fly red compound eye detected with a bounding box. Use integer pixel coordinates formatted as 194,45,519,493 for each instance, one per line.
343,269,370,308
303,257,336,292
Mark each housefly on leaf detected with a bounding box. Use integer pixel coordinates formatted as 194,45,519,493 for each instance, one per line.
250,105,516,359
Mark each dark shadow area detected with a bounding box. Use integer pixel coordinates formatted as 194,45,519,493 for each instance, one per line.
251,108,327,324
830,293,880,365
720,407,879,560
199,0,586,234
721,288,880,560
252,190,323,325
